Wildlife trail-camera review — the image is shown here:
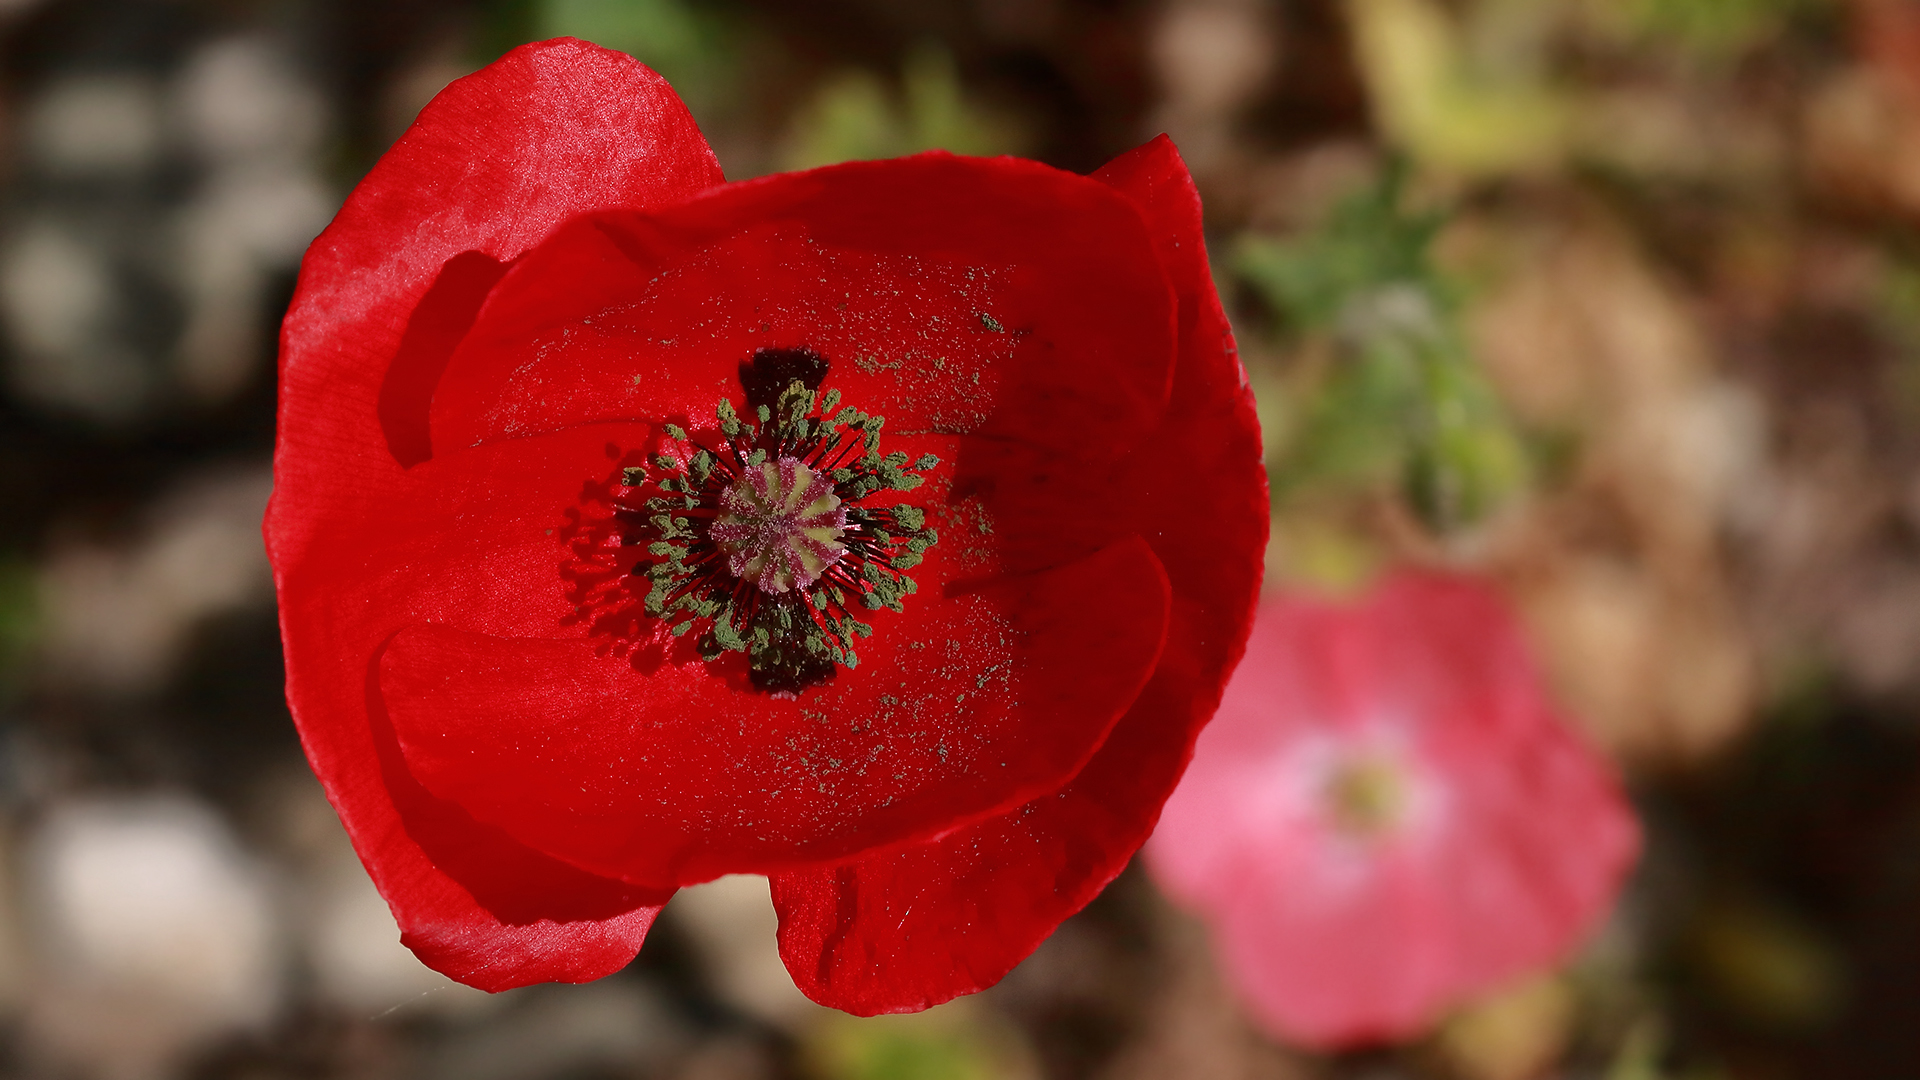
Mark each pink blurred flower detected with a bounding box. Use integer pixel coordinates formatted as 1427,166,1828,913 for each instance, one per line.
1147,571,1639,1048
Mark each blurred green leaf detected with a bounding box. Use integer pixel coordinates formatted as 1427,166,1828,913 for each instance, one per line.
542,0,702,60
819,1029,987,1080
783,70,898,170
474,0,541,64
1605,1019,1666,1080
806,1007,1024,1080
1877,255,1920,421
536,0,733,109
1602,1015,1734,1080
1239,167,1530,531
782,45,1024,170
1603,0,1818,57
1686,895,1847,1031
1348,0,1569,176
0,558,36,693
1239,169,1439,330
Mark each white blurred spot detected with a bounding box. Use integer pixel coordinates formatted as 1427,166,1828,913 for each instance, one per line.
168,37,336,404
23,74,164,176
1148,0,1277,175
252,771,493,1020
172,167,333,401
5,39,338,421
38,464,274,697
0,223,108,359
0,221,154,421
667,874,824,1028
23,793,281,1080
1152,0,1277,117
173,36,326,166
306,857,493,1017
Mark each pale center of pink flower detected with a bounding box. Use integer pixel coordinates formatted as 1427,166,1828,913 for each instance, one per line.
709,455,848,594
1322,754,1408,837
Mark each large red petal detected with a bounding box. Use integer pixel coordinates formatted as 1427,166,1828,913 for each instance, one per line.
286,407,1170,889
401,160,1187,713
378,534,1172,888
769,135,1267,1013
268,39,721,987
282,419,680,989
426,153,1175,478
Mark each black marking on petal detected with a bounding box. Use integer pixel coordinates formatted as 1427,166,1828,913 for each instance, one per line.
740,347,829,412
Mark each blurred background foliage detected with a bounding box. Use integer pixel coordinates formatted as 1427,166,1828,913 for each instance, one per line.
3,0,1920,1077
1238,163,1531,534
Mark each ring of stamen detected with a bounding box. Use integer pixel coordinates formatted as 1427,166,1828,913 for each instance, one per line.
612,357,939,695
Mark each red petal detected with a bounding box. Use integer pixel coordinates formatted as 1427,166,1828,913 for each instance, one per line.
362,643,673,992
287,403,1169,887
426,153,1175,468
378,533,1172,888
269,39,720,988
769,136,1267,1014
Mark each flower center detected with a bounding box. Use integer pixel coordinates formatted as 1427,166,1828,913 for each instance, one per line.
613,348,939,696
710,457,848,593
1323,754,1406,837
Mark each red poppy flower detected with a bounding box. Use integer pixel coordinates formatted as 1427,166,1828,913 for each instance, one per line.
1147,572,1638,1047
266,38,1266,1011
